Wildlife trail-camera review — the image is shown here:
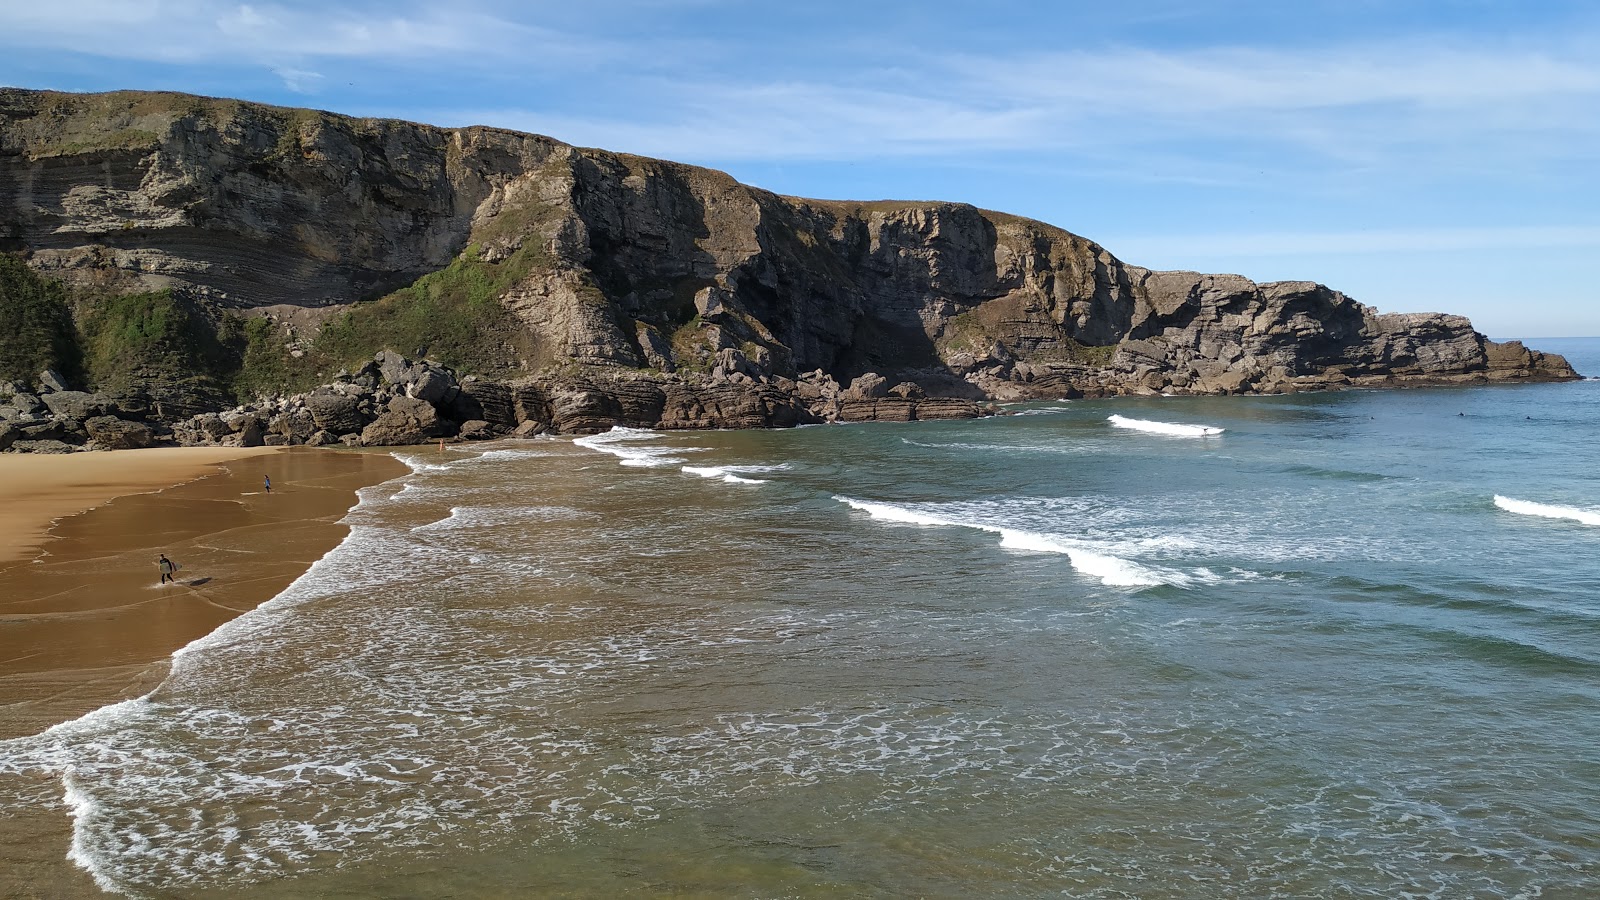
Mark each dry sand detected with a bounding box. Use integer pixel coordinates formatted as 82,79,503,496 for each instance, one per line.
0,446,409,740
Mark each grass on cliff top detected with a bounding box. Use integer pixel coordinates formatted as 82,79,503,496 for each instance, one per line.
0,253,83,385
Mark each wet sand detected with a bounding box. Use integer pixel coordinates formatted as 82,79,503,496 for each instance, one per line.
0,446,409,898
0,446,409,740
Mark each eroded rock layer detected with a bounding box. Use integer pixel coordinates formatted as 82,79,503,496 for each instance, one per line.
0,87,1577,448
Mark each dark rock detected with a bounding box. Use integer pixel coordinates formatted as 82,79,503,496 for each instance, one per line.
457,419,495,440
84,416,154,450
305,390,367,434
10,439,76,454
37,369,70,393
407,366,455,405
843,374,889,400
0,422,18,451
360,395,456,445
21,418,85,444
269,409,317,444
41,391,110,420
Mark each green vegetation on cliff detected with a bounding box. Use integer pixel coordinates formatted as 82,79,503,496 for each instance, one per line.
78,287,235,396
0,253,83,385
312,243,542,375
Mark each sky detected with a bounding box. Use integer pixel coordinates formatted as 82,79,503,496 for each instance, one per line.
2,1,1597,339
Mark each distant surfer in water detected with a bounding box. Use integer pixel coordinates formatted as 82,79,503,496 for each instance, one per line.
158,554,178,584
264,474,271,494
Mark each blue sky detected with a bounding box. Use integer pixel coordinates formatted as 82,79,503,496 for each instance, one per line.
3,1,1598,339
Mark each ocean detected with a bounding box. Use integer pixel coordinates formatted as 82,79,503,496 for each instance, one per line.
3,338,1598,898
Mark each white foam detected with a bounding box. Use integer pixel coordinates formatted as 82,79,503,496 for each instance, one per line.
413,505,590,532
681,465,775,485
63,772,124,896
835,496,1170,587
1493,495,1600,527
572,427,694,468
996,530,1166,587
1108,414,1224,437
391,453,453,472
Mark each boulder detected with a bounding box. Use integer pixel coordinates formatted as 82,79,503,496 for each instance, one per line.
6,393,45,417
375,349,412,387
21,418,86,444
41,391,110,420
84,416,154,450
457,419,496,440
843,373,889,400
305,390,367,435
269,408,318,444
407,366,455,405
37,369,70,393
360,395,456,446
221,419,264,447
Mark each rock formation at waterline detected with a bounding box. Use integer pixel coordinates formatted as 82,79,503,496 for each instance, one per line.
0,88,1577,449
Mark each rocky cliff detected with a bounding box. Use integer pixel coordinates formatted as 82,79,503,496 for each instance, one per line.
0,87,1578,447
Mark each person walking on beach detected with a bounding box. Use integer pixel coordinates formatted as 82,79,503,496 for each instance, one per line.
263,474,271,494
158,554,177,584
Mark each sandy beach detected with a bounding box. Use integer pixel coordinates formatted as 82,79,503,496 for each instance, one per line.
0,446,409,741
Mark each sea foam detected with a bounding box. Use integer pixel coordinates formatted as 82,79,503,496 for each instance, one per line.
1108,415,1224,437
1493,495,1600,527
835,496,1171,587
681,464,784,485
573,427,694,467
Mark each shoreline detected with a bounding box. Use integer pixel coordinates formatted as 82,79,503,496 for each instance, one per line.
0,446,411,742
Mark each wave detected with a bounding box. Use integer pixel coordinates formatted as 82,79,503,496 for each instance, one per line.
390,452,454,472
681,464,786,485
572,427,695,467
1493,495,1600,527
412,504,593,532
1107,414,1224,437
834,496,1183,588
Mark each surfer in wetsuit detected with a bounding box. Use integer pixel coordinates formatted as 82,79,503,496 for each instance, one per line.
159,554,176,584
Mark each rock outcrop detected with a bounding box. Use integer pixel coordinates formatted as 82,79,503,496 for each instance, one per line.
0,87,1579,452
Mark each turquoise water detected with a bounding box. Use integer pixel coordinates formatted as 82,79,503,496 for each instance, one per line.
2,340,1597,898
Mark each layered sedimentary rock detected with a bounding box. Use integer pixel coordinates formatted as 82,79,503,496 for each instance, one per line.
0,87,1578,449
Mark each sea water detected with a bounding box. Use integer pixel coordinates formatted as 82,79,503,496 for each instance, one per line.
2,340,1598,897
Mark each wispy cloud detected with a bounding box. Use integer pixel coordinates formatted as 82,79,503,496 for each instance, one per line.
452,33,1600,177
1102,225,1600,261
0,1,612,82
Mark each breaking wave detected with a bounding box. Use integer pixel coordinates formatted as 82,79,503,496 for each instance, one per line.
573,427,696,467
834,496,1191,588
1108,415,1224,437
682,464,787,485
1493,495,1600,527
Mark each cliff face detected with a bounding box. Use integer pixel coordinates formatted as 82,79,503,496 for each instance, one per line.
0,87,1577,423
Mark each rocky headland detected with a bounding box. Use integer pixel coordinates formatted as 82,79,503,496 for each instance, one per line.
0,87,1578,451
